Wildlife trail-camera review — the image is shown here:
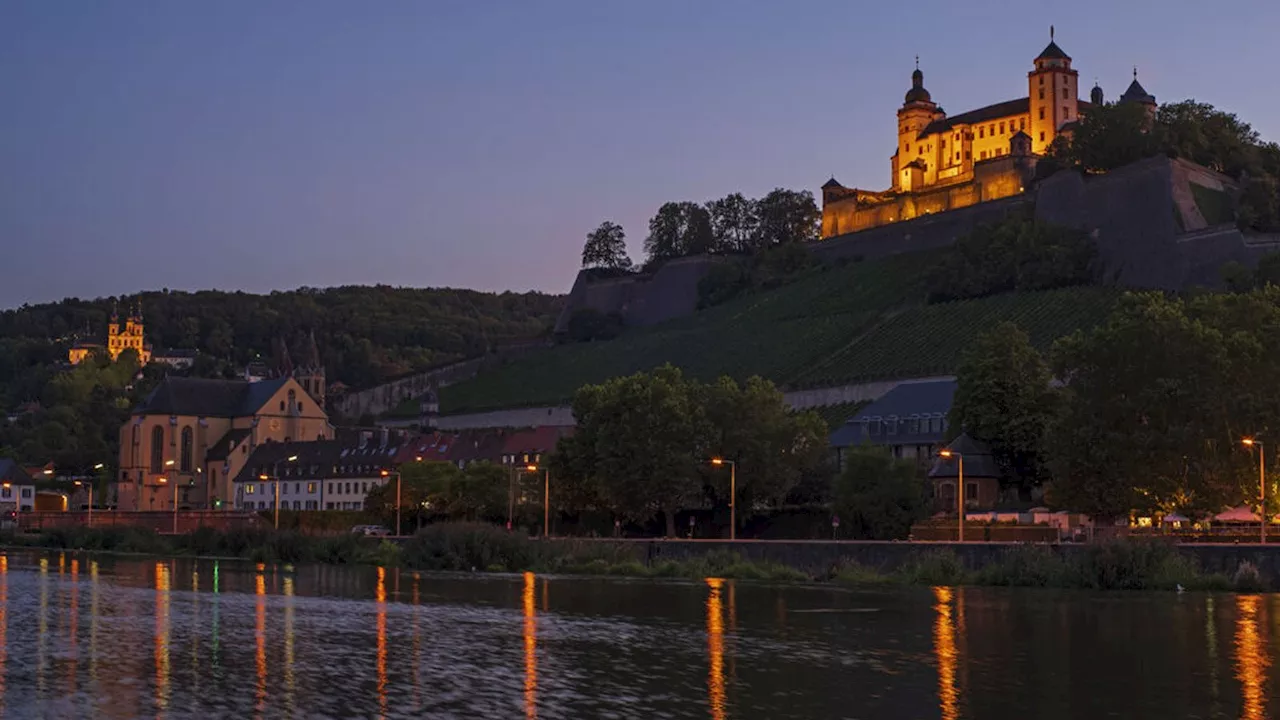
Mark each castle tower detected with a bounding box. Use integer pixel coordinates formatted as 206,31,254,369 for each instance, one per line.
894,59,944,192
1027,26,1079,154
293,330,326,410
1119,68,1157,122
1090,81,1104,106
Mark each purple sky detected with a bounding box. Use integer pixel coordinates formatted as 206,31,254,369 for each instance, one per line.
3,1,1277,309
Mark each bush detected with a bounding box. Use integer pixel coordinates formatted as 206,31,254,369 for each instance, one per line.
899,551,967,585
973,545,1067,587
401,522,542,572
926,217,1098,303
1233,561,1266,592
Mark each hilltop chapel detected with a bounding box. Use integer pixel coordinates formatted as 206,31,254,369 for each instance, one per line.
820,29,1158,237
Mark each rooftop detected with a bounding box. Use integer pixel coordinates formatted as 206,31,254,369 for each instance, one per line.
135,376,292,417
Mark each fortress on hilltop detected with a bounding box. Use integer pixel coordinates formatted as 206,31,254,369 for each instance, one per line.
821,29,1158,237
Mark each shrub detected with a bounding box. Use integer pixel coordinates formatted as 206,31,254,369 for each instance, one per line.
401,522,541,572
899,550,967,585
973,545,1067,587
1233,561,1266,592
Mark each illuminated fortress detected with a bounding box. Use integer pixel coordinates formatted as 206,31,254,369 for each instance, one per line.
821,29,1156,238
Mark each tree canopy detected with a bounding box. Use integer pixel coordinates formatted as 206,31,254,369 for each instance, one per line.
831,445,929,540
926,216,1098,302
581,221,633,271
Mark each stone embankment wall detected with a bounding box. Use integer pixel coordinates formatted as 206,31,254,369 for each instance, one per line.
578,538,1280,583
553,256,726,335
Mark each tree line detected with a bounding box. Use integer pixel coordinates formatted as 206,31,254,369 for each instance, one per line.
581,189,821,272
946,285,1280,522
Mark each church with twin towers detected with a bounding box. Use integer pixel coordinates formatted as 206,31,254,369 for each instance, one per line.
821,29,1158,238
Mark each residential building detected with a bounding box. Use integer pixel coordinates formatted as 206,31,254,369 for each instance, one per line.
500,426,574,469
233,438,400,511
0,460,35,512
828,379,956,470
117,376,332,511
929,433,1001,512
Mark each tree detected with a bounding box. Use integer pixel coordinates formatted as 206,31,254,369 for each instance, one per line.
644,202,715,266
565,365,710,536
1158,101,1261,177
1046,292,1265,520
949,322,1056,495
706,193,759,253
581,221,633,271
753,189,820,247
926,217,1097,302
831,445,929,540
366,460,508,527
1049,101,1161,173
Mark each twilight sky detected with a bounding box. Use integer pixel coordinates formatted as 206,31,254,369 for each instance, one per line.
3,1,1277,309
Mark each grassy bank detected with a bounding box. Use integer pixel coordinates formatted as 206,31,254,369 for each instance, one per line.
2,524,1270,591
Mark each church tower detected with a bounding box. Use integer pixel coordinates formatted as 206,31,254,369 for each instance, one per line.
1028,26,1079,155
293,330,326,410
894,60,944,192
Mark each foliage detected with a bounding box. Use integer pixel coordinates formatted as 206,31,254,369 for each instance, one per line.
644,201,715,266
364,461,508,529
400,522,542,571
753,188,821,247
831,445,928,540
949,322,1056,492
926,216,1099,303
1046,290,1280,520
1048,101,1161,173
565,308,623,342
697,243,817,308
706,192,760,253
581,221,633,271
1221,251,1280,292
551,366,827,537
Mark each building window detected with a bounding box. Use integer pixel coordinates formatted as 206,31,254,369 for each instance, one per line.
282,483,289,495
180,427,193,472
1063,87,1068,99
326,502,334,510
999,122,1005,134
978,128,983,139
906,143,911,153
279,400,285,411
1039,107,1045,120
1063,107,1069,120
988,124,994,136
1039,75,1044,85
1039,132,1045,142
21,488,31,499
965,151,971,160
966,482,978,501
908,417,920,434
246,484,255,495
1020,118,1026,130
980,151,987,159
954,152,960,161
150,426,165,473
886,417,898,435
288,389,297,414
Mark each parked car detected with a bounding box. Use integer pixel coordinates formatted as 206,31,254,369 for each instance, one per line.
351,524,391,537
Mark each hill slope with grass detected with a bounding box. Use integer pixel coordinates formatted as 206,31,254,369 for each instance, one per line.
438,248,1120,415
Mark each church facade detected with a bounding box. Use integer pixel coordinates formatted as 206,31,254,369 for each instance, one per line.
68,304,152,365
821,31,1157,238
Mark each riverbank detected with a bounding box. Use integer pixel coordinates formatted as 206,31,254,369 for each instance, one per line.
2,523,1274,591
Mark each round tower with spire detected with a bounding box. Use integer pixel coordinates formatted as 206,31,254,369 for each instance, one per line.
1119,67,1157,121
895,57,945,192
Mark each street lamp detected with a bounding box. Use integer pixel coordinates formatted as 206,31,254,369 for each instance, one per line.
161,459,178,534
380,469,402,537
939,449,965,542
526,464,550,538
262,455,299,530
1244,438,1267,544
711,458,737,541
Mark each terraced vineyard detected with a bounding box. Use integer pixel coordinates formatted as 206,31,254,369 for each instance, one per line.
437,251,1122,415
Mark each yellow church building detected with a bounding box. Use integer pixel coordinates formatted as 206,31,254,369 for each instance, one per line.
68,304,152,365
821,30,1157,237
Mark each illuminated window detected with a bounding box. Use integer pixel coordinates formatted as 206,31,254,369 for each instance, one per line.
246,485,255,495
308,483,316,493
999,122,1005,134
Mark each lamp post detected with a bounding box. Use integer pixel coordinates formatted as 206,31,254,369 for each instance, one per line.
263,455,299,531
939,449,965,542
525,464,550,537
711,458,737,541
1244,438,1266,544
162,459,177,534
379,469,402,537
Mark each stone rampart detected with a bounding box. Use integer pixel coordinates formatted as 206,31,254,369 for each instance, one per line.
554,256,726,335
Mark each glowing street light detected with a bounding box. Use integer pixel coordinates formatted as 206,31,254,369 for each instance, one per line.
711,458,737,541
525,464,551,538
380,469,402,537
1244,438,1267,544
939,449,965,542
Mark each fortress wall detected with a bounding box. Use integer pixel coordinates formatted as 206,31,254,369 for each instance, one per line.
813,193,1030,262
554,256,726,335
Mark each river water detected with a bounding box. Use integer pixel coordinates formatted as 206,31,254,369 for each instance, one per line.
0,552,1275,719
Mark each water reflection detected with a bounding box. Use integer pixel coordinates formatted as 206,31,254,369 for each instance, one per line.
37,557,47,701
376,566,388,719
0,555,7,713
522,571,537,719
255,567,267,718
706,578,726,720
1235,594,1270,720
155,562,171,714
932,586,959,720
284,575,296,717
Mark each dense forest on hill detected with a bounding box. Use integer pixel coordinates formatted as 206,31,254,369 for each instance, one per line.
0,286,562,471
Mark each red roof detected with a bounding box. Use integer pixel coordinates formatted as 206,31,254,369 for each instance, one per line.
499,426,574,455
393,426,574,467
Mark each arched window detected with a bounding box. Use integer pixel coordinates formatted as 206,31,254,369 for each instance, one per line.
180,426,194,472
150,426,165,473
288,389,297,415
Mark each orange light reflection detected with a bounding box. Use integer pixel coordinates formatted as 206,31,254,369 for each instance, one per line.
1234,594,1270,720
376,567,387,720
932,586,959,720
255,571,267,718
68,559,78,695
706,578,726,720
0,556,8,713
283,576,295,716
523,571,538,719
154,562,171,714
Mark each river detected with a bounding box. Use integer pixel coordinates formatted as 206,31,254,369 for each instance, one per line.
0,551,1274,718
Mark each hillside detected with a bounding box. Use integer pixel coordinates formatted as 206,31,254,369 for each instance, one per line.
438,252,1120,414
0,286,563,404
